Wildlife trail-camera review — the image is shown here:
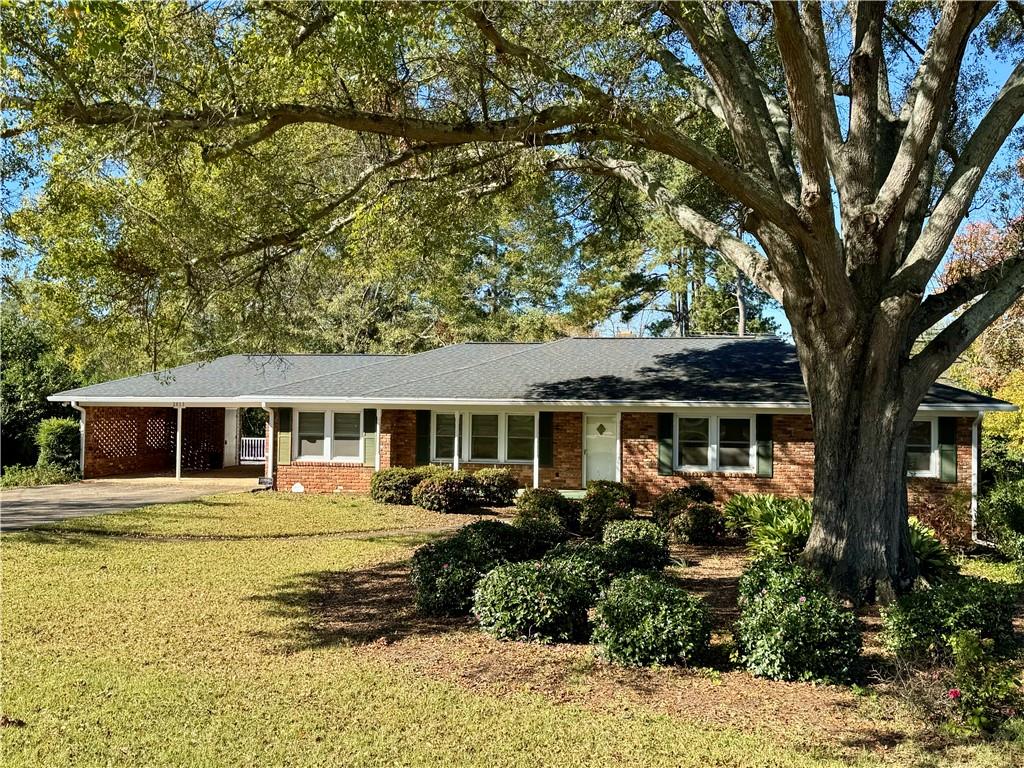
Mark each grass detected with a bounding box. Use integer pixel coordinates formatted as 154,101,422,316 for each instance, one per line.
1,494,1020,767
956,552,1023,583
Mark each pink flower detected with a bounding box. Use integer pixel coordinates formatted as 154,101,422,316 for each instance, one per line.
948,688,962,700
798,596,807,604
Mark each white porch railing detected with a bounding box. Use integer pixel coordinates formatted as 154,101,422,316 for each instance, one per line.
240,437,266,465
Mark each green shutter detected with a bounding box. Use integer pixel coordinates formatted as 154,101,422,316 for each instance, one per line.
538,412,554,468
363,409,378,468
657,413,674,476
756,414,774,478
938,417,958,483
276,407,292,467
415,410,431,465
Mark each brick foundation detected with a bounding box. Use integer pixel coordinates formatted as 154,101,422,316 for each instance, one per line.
275,462,375,493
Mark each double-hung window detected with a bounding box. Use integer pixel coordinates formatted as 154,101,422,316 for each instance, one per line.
294,410,363,462
905,419,935,476
675,414,754,472
432,412,536,463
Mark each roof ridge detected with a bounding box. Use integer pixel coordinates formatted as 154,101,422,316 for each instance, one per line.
357,337,575,397
242,345,456,396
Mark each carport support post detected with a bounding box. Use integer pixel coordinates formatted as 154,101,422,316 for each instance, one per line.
453,412,461,472
175,405,183,480
532,412,540,489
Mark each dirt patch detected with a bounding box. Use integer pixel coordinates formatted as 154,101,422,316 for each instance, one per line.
301,543,915,757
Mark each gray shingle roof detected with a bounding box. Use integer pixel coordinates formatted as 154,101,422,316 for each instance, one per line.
51,354,400,399
50,338,1012,410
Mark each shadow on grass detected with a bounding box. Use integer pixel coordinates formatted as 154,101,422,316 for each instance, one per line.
251,557,471,651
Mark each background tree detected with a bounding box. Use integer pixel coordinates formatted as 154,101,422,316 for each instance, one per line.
4,1,1024,600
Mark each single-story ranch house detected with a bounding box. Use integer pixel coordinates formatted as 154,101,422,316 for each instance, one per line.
51,336,1013,538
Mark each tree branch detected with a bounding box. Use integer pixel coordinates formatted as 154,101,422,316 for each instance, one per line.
891,59,1024,292
548,155,784,302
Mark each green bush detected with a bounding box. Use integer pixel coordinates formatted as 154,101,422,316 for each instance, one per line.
651,486,723,544
513,517,571,559
35,417,80,472
984,479,1024,535
592,573,711,666
881,576,1019,664
514,488,581,533
722,493,776,537
543,541,613,599
602,519,671,573
723,493,814,557
410,520,528,615
736,555,816,605
947,630,1024,734
580,480,635,536
370,465,445,505
412,471,480,513
980,433,1024,486
0,463,79,488
473,560,592,642
474,468,520,507
734,560,862,682
908,516,958,585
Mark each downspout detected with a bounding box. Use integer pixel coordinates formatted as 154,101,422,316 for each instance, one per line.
261,402,275,488
69,400,86,478
971,412,993,547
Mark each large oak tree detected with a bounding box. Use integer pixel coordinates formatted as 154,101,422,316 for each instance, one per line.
4,1,1023,600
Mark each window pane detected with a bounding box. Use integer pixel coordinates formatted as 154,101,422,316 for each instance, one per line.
719,418,750,444
471,415,499,459
505,415,535,462
507,415,534,439
677,417,710,466
719,445,750,467
329,412,361,458
297,412,325,457
908,421,932,448
434,414,455,459
906,449,931,472
679,444,708,466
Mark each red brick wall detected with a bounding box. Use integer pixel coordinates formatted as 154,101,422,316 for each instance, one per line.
83,406,176,478
381,409,417,469
541,412,584,489
275,462,375,493
621,412,973,540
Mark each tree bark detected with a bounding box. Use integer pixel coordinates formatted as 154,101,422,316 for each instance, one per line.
797,324,919,603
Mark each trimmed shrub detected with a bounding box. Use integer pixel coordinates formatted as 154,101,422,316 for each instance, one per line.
580,480,635,536
734,561,862,682
947,629,1024,734
514,487,581,533
670,501,724,545
736,555,815,606
473,560,592,642
881,576,1019,664
592,573,711,666
513,517,572,559
410,521,529,615
543,541,613,599
370,465,445,505
474,468,520,507
908,516,958,585
412,471,480,513
602,520,672,573
35,417,80,472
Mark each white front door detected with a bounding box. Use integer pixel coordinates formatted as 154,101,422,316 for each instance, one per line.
584,414,617,483
223,408,239,467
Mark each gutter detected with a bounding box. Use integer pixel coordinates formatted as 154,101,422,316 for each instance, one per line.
68,400,86,476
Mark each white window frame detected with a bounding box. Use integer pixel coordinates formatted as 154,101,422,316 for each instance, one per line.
431,411,537,465
431,411,459,463
673,413,756,473
906,416,938,478
293,409,364,464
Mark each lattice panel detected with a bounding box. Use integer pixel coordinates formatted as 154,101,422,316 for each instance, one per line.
90,416,138,459
144,414,175,453
181,407,224,471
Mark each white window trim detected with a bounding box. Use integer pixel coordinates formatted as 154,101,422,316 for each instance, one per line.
906,416,939,478
293,409,364,464
673,413,756,473
431,411,537,465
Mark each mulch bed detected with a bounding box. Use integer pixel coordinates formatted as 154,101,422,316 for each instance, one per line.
301,542,920,757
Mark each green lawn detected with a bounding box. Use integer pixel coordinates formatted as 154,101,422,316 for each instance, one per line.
1,493,1018,767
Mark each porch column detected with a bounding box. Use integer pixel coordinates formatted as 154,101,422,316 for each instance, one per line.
532,411,540,489
175,405,183,480
453,412,461,471
374,407,382,471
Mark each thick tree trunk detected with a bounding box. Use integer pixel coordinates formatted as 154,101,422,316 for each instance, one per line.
797,328,919,603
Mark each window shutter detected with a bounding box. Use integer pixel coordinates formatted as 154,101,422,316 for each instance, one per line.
363,409,377,468
938,417,957,483
538,412,554,468
276,408,292,467
415,410,431,465
657,413,673,476
756,414,774,478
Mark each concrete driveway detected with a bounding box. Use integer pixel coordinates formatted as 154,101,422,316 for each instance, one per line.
0,469,262,532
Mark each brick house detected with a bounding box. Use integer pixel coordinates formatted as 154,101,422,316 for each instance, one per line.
51,337,1012,539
